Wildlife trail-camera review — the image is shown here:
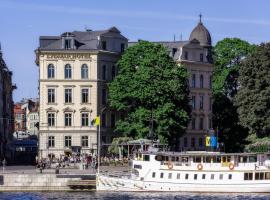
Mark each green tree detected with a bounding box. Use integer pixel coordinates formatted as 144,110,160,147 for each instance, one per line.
212,38,254,152
235,43,270,137
109,41,191,149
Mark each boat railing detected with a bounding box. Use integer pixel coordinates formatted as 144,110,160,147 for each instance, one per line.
101,171,131,178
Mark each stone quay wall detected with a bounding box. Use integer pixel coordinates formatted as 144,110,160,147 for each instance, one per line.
0,173,96,191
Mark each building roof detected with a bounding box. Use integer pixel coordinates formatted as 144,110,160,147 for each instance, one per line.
38,27,128,51
189,21,212,46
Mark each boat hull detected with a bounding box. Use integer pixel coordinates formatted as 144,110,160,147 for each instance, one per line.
97,175,270,193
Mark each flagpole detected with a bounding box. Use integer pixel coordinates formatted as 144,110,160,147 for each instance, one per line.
97,116,101,175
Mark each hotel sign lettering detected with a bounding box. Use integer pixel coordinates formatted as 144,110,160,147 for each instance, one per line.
46,53,92,60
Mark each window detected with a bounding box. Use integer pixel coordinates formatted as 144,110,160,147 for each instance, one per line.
200,75,204,88
143,155,150,161
228,174,232,180
102,88,107,105
81,136,88,147
219,174,223,180
64,39,71,49
184,51,188,60
48,64,55,79
152,172,156,178
192,74,196,88
101,113,106,128
194,174,198,180
160,173,164,178
255,172,264,180
200,53,204,62
185,174,189,180
102,41,107,50
177,173,180,179
64,64,72,79
102,65,107,80
199,118,204,130
209,75,212,89
192,118,196,130
192,96,196,110
81,64,88,79
198,138,203,147
48,113,55,127
211,174,215,180
199,95,204,109
81,113,89,127
111,65,116,80
209,97,212,111
65,113,72,126
64,136,72,147
48,136,55,148
202,174,206,179
168,173,172,179
191,138,195,147
48,88,55,103
121,43,125,53
184,137,188,147
209,118,212,129
111,113,115,128
81,88,89,103
65,88,72,103
244,173,253,180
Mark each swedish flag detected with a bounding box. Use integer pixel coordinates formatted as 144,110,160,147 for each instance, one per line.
91,116,100,126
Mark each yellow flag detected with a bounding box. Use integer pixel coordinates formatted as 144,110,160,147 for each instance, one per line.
205,136,211,147
94,116,100,126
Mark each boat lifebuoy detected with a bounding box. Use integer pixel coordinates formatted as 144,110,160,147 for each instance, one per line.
168,162,173,170
197,163,203,170
229,163,235,170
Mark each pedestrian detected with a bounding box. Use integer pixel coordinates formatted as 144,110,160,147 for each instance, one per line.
2,158,7,171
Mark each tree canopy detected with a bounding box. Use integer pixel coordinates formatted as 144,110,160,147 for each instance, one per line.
235,43,270,137
212,38,254,152
109,41,191,148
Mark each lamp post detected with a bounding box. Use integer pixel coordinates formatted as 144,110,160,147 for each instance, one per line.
97,107,106,175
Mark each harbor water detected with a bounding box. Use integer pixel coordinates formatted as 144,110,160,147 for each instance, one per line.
0,192,270,200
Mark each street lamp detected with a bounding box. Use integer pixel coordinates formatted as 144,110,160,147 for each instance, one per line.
97,107,106,175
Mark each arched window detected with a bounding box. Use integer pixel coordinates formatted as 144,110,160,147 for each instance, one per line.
48,64,55,79
65,64,72,79
81,64,88,79
200,74,204,88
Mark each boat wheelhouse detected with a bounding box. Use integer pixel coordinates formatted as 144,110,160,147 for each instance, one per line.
97,151,270,192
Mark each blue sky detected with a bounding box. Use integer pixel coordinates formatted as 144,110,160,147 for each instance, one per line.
1,0,270,102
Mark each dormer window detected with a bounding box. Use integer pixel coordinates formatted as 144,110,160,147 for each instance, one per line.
102,41,107,50
64,39,71,49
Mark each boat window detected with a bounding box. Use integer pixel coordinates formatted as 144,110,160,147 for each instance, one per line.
185,174,189,180
248,156,257,162
211,174,214,180
219,174,223,180
194,174,198,180
152,172,156,178
255,172,265,180
171,157,176,162
177,173,180,179
239,156,248,163
143,155,150,161
266,172,270,180
194,156,201,163
202,174,206,179
168,173,172,179
134,164,142,169
228,174,232,180
205,156,212,163
160,173,164,178
181,157,189,163
155,155,162,161
176,157,180,162
244,173,253,180
213,156,221,163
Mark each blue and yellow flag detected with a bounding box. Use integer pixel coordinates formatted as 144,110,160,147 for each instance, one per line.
91,116,100,126
206,136,211,147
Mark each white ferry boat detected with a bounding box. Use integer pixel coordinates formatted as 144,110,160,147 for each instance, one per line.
97,151,270,192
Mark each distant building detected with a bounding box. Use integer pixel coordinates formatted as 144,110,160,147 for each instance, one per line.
129,17,213,151
26,100,39,135
0,43,15,159
36,27,128,158
14,103,26,132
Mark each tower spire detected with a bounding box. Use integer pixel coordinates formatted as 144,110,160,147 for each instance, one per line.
199,13,202,23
